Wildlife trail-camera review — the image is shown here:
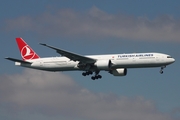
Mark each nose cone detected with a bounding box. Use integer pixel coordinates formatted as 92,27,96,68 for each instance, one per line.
172,58,175,63
165,55,175,65
169,58,175,64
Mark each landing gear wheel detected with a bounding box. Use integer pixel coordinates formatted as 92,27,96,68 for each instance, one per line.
98,75,102,79
82,72,86,76
160,70,163,74
91,76,95,80
91,75,102,80
88,71,93,75
82,71,93,76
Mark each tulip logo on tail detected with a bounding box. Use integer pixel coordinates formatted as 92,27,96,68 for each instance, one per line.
21,45,35,60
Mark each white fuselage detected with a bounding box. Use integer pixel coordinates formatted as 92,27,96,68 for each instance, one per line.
15,52,175,72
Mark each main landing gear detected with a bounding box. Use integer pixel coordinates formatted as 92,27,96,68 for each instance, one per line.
160,66,166,74
91,75,102,80
82,71,102,80
82,71,93,76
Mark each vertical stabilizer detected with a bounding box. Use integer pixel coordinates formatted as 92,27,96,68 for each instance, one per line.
16,38,40,60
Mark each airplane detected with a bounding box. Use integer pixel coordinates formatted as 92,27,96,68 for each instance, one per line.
5,38,175,80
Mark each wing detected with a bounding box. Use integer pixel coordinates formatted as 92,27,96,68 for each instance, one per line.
40,43,96,64
5,57,32,64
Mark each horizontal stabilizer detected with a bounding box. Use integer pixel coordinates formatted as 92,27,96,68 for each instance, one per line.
5,57,32,64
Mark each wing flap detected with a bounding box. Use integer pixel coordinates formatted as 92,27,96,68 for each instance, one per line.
40,43,96,63
5,57,32,64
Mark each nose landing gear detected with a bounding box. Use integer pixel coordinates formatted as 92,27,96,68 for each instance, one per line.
160,70,163,74
160,66,166,74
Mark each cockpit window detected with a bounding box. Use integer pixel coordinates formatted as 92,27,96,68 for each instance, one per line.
167,56,172,58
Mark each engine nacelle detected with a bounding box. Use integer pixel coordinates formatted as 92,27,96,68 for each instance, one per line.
94,60,111,70
111,68,127,76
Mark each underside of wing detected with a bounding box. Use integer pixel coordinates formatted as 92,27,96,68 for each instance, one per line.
40,43,96,64
5,57,32,64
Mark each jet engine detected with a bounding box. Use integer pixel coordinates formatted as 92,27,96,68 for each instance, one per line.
110,68,127,76
94,60,111,70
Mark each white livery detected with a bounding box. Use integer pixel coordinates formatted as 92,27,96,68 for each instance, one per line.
6,38,175,80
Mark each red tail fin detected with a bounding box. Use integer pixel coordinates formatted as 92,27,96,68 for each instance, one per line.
16,38,40,60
